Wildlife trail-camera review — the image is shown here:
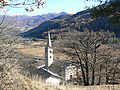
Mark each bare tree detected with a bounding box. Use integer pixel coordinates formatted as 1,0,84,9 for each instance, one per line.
55,29,119,85
0,0,45,12
0,12,30,89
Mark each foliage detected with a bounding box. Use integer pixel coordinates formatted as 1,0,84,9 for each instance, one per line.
90,0,120,25
22,10,120,38
0,0,45,12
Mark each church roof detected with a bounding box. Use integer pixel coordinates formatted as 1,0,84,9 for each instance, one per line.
33,56,61,69
27,66,62,80
36,60,45,68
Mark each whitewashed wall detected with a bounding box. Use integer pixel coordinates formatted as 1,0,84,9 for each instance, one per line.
65,65,77,80
46,76,61,84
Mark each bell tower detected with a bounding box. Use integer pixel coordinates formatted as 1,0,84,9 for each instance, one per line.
45,32,53,70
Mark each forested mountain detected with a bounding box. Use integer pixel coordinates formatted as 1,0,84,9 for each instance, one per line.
22,10,120,38
21,14,72,38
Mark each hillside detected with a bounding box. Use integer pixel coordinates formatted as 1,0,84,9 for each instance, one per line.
1,41,120,90
0,12,68,35
21,14,72,38
1,65,120,90
22,10,120,38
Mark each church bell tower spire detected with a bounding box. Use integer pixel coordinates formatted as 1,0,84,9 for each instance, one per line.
45,31,53,70
47,31,52,47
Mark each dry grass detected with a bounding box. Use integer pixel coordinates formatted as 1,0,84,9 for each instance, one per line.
1,67,120,90
13,42,45,57
19,47,45,57
63,85,120,90
14,42,69,60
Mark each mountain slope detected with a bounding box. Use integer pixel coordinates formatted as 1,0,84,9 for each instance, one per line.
0,12,68,35
22,10,120,38
21,14,72,38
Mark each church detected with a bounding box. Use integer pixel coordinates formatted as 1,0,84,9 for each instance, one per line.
28,32,81,85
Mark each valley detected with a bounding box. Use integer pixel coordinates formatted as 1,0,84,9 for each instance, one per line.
0,12,68,35
0,0,120,89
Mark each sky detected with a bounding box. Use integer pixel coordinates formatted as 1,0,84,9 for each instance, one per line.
0,0,100,16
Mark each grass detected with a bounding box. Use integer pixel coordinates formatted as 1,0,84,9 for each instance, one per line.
1,66,120,90
14,41,69,60
59,85,120,90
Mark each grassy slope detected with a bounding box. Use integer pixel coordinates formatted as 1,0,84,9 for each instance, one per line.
1,66,120,90
2,71,120,90
10,40,120,90
15,41,69,60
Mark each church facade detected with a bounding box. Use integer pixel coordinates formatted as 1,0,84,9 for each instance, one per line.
43,32,81,84
30,32,81,85
42,32,61,84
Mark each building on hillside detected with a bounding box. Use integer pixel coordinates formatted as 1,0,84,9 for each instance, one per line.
28,32,62,84
48,61,82,85
29,32,81,85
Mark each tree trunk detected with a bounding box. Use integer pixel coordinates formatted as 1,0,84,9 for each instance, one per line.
105,66,109,84
85,61,89,85
80,64,87,85
97,75,101,85
91,68,95,85
97,65,102,85
75,49,88,86
91,47,97,85
85,51,89,85
106,75,109,84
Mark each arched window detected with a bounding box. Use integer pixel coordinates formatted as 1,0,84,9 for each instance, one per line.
50,50,52,53
70,75,72,80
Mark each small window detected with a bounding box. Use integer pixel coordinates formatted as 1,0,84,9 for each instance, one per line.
70,75,72,80
50,51,52,53
50,56,52,58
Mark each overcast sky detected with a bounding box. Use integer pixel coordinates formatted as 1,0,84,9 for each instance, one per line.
0,0,100,16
